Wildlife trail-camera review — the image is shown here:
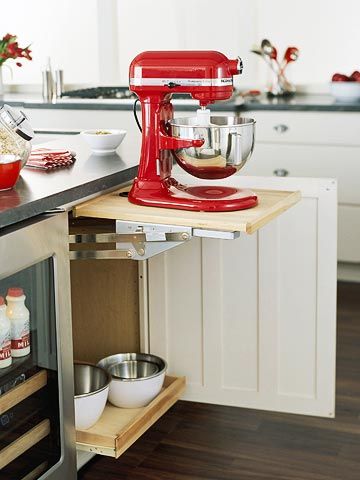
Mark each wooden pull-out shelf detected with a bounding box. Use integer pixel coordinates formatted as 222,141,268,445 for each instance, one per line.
0,370,47,415
76,375,185,458
73,186,301,235
0,419,50,470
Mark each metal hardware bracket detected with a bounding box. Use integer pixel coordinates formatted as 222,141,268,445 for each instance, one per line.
69,220,240,261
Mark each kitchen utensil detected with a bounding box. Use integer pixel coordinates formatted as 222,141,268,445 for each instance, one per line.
0,155,22,191
168,116,255,179
280,47,299,74
330,82,360,101
261,39,280,67
252,42,296,96
74,363,111,430
81,129,126,154
128,50,257,211
97,353,167,408
0,105,34,168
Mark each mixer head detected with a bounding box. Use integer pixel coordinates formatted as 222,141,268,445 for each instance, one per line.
129,50,243,106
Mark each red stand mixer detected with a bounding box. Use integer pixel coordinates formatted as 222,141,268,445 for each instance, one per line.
129,50,257,212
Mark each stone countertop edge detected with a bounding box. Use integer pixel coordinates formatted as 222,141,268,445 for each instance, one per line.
0,166,137,230
0,134,140,230
1,94,360,112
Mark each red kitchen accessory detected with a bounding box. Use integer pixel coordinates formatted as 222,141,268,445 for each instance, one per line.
26,148,76,170
0,154,22,191
281,47,299,73
128,50,257,212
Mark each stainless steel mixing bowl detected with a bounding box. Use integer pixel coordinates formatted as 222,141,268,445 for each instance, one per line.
108,360,159,380
98,353,167,381
168,116,255,180
74,363,111,397
97,353,167,408
73,363,111,430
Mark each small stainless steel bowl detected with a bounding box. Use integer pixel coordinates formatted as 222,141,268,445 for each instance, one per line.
168,116,255,180
98,353,166,381
108,360,159,380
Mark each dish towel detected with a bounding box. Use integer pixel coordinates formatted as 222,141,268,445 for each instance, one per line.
25,148,76,170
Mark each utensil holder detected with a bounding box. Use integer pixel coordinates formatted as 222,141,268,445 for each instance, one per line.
267,69,296,97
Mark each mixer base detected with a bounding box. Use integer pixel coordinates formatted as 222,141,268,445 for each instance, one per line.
129,178,258,212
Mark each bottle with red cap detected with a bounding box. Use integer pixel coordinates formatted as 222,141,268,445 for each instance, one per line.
6,287,30,357
0,296,12,368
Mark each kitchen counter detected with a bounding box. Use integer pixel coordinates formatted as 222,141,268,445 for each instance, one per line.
1,92,360,112
0,135,138,229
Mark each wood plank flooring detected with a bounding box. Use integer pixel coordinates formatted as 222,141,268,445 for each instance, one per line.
78,282,360,480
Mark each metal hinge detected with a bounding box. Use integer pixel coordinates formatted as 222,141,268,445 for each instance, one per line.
69,220,240,261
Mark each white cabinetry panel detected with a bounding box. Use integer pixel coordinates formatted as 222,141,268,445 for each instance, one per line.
243,143,360,205
148,176,337,417
244,111,360,147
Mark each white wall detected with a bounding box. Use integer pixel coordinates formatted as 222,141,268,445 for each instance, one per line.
1,0,100,85
256,0,360,86
1,0,359,89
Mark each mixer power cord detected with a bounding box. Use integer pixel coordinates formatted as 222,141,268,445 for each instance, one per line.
133,98,142,133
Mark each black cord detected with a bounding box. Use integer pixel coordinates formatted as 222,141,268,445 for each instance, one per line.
133,98,142,132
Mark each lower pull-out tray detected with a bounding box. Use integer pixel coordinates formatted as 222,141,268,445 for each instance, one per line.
76,376,185,458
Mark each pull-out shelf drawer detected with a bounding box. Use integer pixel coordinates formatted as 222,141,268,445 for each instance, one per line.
76,376,185,458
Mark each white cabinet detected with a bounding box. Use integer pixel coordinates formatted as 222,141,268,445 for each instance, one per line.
148,175,337,418
241,110,360,264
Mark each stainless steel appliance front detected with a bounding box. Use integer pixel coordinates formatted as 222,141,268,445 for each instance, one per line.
0,213,76,479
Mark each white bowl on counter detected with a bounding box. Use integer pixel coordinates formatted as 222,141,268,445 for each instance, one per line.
80,129,127,154
74,363,111,430
97,353,167,409
330,82,360,102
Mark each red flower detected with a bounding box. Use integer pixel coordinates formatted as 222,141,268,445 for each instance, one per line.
0,34,32,66
3,33,14,42
7,41,19,56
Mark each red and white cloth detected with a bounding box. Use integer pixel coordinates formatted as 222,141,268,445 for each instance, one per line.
26,148,76,170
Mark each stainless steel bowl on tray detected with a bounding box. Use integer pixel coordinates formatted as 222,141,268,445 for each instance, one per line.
168,116,255,180
97,353,167,408
74,363,111,430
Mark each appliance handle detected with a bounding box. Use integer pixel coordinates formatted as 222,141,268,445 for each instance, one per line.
159,132,204,150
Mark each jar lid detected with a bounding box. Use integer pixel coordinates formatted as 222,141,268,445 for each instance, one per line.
0,104,34,141
7,287,24,297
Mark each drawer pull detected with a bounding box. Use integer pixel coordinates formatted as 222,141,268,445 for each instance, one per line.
273,124,289,133
273,168,289,177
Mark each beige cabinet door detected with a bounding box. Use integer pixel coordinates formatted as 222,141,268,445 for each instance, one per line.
147,175,337,418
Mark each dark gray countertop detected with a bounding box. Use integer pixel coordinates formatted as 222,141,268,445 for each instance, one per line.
0,135,139,229
1,92,360,112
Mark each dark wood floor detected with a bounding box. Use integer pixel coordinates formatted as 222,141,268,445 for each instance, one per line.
78,282,360,480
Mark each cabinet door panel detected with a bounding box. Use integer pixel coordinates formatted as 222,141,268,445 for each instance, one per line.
243,142,359,205
148,176,337,417
244,111,360,147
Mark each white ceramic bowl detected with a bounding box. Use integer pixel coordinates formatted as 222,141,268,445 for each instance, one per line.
74,363,111,430
97,353,167,409
330,82,360,102
80,129,127,154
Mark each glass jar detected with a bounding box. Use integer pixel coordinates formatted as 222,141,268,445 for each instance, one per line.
0,104,34,168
